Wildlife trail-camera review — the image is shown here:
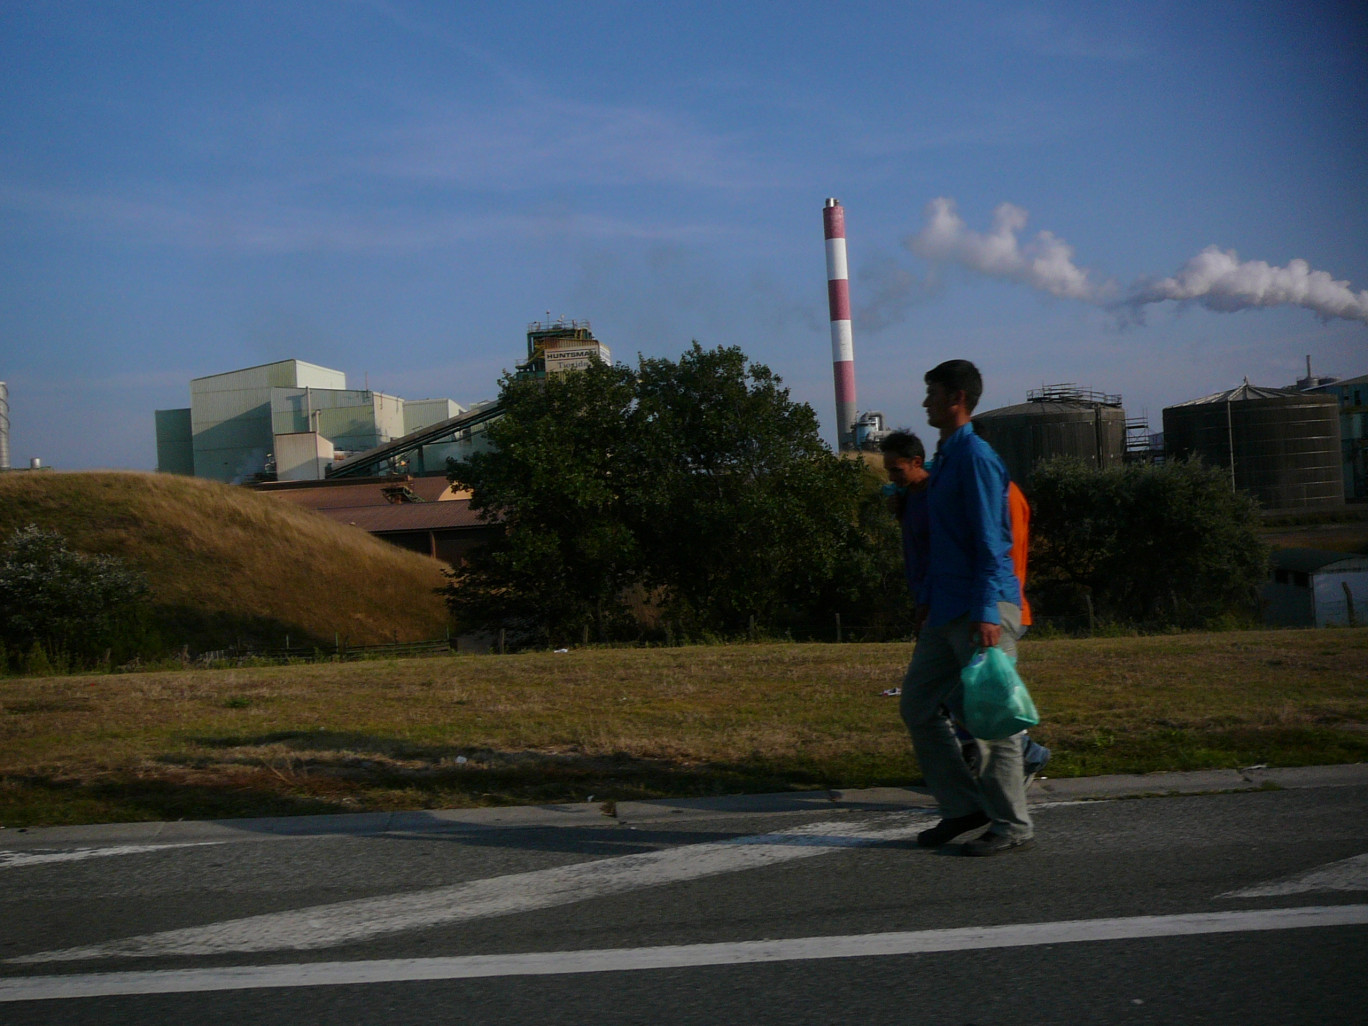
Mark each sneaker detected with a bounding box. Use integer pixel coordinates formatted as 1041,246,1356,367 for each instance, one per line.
961,831,1035,857
1023,745,1051,789
917,811,990,848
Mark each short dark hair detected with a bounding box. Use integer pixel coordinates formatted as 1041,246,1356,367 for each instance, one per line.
925,359,983,412
879,429,924,462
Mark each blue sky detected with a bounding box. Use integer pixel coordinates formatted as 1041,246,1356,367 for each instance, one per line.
2,0,1365,469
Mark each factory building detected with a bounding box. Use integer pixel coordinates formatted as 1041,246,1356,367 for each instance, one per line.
328,320,606,480
155,359,467,484
252,475,498,565
973,385,1130,485
1302,371,1367,502
515,319,611,379
1163,381,1343,512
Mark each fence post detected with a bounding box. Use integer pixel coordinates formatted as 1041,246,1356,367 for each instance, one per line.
1085,593,1095,637
1343,581,1357,627
335,631,340,656
835,613,842,644
498,628,506,655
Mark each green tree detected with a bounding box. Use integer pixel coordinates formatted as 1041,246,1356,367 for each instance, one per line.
1030,457,1268,628
446,359,643,645
631,343,894,634
446,343,905,644
0,524,153,671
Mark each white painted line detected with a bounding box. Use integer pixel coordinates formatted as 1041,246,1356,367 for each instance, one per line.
3,904,1365,1002
0,842,228,869
8,815,933,963
1221,852,1368,897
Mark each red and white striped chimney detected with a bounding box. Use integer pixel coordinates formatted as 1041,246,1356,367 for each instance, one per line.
823,198,857,451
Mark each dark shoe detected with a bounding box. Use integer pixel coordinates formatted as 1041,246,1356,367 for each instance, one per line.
961,831,1035,857
1023,745,1051,788
917,811,990,848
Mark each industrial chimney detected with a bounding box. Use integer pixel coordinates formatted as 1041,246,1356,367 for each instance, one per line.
823,199,857,451
0,380,9,471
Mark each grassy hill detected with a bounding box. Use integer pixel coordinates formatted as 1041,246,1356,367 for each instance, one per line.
0,471,452,654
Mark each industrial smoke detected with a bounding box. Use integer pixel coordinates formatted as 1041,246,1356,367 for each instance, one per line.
906,196,1368,325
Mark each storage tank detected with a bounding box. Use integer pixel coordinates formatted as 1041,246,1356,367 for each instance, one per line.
973,385,1128,484
1162,380,1342,511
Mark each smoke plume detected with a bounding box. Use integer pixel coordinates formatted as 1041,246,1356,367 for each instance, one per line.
906,197,1368,327
1122,246,1368,324
907,197,1115,303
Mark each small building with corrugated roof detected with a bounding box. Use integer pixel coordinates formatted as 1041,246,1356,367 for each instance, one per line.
1263,548,1368,627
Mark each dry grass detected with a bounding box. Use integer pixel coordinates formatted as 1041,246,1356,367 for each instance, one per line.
0,471,452,650
2,628,1366,826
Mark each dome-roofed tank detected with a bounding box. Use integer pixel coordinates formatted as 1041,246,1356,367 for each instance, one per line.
973,385,1128,485
1162,379,1342,511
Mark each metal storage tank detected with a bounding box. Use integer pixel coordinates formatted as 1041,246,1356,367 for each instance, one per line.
1163,380,1342,511
973,385,1128,484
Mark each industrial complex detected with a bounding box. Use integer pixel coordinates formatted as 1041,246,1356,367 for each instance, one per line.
152,318,610,485
6,200,1364,627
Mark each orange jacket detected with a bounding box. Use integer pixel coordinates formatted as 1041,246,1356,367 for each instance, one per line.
1008,481,1032,626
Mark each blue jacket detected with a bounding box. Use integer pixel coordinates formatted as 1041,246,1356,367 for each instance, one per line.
899,487,929,602
923,423,1021,626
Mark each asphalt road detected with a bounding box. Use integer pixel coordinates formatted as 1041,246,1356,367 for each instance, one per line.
2,766,1366,1025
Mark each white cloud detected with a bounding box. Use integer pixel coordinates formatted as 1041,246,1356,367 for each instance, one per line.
1122,246,1368,325
907,197,1114,303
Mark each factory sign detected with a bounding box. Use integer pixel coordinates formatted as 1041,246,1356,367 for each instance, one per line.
544,345,611,374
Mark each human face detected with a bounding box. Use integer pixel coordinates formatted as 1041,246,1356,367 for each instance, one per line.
923,380,957,432
882,453,928,490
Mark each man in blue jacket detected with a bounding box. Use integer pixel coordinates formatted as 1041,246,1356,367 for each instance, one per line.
901,359,1034,856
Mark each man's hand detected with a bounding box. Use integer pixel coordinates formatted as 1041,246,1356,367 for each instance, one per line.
971,621,1001,648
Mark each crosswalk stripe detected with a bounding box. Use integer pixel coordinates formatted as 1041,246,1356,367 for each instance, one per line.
1220,852,1368,897
0,842,226,869
3,904,1365,1002
8,814,932,963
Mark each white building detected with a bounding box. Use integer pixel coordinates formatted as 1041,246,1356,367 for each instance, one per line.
155,360,464,483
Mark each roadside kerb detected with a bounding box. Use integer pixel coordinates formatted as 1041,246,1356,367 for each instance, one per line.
1,763,1363,850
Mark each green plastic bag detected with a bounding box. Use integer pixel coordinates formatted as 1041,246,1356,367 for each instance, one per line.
960,646,1039,740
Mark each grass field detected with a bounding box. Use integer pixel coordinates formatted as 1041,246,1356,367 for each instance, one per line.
2,628,1366,827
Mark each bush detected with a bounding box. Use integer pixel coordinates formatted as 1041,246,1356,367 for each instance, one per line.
0,524,154,673
1029,458,1269,629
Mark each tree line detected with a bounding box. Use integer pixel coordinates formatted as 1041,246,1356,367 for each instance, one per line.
0,342,1272,672
445,343,1270,647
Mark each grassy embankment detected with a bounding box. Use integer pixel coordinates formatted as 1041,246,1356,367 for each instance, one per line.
2,629,1366,827
0,471,452,653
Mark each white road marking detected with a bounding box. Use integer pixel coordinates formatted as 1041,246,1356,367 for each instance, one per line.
1220,852,1368,897
8,815,933,963
3,904,1365,1002
0,842,227,869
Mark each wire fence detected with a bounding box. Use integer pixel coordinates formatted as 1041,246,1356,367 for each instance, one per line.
173,612,1111,667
